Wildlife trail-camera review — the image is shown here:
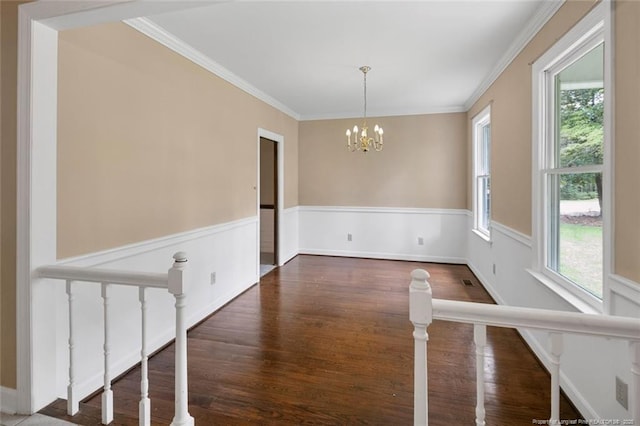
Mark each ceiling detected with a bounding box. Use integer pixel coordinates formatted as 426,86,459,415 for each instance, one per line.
143,1,561,120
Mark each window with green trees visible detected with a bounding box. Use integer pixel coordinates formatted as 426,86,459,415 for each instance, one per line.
549,43,604,298
533,5,608,311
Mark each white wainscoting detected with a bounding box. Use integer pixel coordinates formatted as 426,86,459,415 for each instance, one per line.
52,217,260,402
299,206,468,263
279,207,299,265
466,213,640,421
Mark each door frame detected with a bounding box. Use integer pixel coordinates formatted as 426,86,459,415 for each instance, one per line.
256,128,284,279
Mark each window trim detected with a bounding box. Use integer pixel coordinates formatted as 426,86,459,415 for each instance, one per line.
472,104,492,241
531,1,613,313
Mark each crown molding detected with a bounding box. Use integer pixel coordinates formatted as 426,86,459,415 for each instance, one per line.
464,0,566,111
124,17,301,121
299,105,467,121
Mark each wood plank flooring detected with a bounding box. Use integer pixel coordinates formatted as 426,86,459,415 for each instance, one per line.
41,255,581,425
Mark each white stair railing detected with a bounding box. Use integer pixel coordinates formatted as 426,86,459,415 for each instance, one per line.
37,252,194,426
409,269,640,426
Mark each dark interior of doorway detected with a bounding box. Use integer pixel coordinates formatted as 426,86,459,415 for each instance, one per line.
260,137,278,276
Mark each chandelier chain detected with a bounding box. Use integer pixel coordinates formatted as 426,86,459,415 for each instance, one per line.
363,69,367,122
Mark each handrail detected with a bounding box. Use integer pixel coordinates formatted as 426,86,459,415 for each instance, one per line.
38,265,168,289
409,269,640,426
37,252,194,426
432,298,640,340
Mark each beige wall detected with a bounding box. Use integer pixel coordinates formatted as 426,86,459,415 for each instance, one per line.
467,0,598,235
614,1,640,283
299,113,467,209
57,22,298,259
0,0,26,390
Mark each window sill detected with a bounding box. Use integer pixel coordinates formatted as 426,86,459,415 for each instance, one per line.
526,269,601,315
472,228,492,244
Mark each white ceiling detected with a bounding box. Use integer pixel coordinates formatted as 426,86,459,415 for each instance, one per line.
144,1,561,120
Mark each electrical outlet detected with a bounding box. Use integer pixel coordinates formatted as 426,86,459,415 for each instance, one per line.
210,272,216,285
616,376,628,409
417,237,424,245
347,233,352,242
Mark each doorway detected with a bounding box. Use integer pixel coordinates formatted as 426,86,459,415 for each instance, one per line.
259,137,278,276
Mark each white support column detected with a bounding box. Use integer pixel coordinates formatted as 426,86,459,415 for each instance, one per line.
101,284,113,424
474,324,487,426
168,252,194,426
66,280,79,415
548,332,563,423
409,269,432,426
139,287,150,426
630,341,640,424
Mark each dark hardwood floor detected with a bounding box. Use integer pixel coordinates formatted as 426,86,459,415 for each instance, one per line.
41,255,581,425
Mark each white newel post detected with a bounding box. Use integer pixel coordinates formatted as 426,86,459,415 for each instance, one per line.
101,283,113,424
409,269,432,426
139,287,150,426
548,332,563,423
168,252,194,426
631,341,640,424
66,280,79,415
474,324,487,426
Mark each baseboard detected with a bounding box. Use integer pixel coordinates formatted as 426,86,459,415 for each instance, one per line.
300,248,466,264
0,386,17,414
466,261,505,305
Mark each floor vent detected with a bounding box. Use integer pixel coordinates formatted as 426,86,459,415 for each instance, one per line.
462,279,474,286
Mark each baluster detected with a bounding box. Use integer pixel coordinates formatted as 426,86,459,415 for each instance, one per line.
168,252,194,426
139,287,150,426
474,324,487,426
66,280,79,415
101,283,113,424
409,269,432,426
548,332,563,423
630,341,640,423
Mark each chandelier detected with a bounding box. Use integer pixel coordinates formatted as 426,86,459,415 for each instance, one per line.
346,66,384,152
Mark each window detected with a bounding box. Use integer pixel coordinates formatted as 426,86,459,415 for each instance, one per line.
532,3,610,311
473,106,491,239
